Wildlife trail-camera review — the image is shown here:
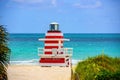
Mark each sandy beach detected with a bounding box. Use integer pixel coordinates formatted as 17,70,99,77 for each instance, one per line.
7,65,72,80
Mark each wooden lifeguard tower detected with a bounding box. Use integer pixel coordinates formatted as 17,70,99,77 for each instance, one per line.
38,22,73,67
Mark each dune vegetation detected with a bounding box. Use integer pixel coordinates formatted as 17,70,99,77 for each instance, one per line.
73,54,120,80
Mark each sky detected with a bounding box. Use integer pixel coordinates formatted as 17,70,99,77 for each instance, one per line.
0,0,120,33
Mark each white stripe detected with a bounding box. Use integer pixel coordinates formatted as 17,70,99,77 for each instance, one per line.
45,43,63,46
38,48,52,52
39,63,68,67
44,49,52,52
39,38,70,41
46,33,63,36
38,53,72,57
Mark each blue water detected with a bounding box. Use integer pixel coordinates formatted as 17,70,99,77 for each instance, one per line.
9,33,120,65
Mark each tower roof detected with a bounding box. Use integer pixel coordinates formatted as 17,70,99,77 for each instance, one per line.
50,22,59,25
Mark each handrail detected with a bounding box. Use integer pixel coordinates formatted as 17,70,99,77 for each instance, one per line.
38,47,73,55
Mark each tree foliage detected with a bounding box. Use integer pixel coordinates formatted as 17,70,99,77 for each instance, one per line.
0,25,10,80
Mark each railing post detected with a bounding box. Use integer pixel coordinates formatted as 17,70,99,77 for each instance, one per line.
52,48,57,56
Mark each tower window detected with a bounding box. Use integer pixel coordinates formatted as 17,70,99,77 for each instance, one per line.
50,23,59,31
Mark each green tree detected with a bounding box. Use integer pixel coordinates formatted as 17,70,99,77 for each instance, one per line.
0,25,10,80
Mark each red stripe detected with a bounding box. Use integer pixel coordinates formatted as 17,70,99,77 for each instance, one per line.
41,58,64,60
45,52,52,54
45,36,63,38
45,41,58,43
47,31,61,33
45,41,63,43
45,46,59,49
45,51,63,54
40,58,65,63
45,46,63,49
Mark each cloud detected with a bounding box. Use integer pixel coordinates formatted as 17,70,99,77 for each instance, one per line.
73,0,102,9
7,0,59,9
12,0,43,4
8,0,102,10
11,0,57,6
51,0,57,7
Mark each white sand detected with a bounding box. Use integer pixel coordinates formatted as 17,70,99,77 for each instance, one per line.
7,65,71,80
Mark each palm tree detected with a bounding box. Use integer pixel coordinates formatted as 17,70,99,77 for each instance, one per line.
0,25,10,80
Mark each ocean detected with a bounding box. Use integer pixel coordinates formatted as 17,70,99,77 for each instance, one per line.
9,33,120,65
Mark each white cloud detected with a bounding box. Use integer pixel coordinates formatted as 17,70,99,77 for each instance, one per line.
12,0,43,4
73,0,102,9
7,0,59,9
11,0,57,6
8,0,102,10
51,0,57,7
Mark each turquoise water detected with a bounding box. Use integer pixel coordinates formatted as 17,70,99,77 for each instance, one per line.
9,33,120,64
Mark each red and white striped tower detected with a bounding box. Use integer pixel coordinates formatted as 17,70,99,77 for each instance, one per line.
38,22,72,67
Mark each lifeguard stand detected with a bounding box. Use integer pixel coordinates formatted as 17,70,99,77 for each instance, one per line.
38,22,73,67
